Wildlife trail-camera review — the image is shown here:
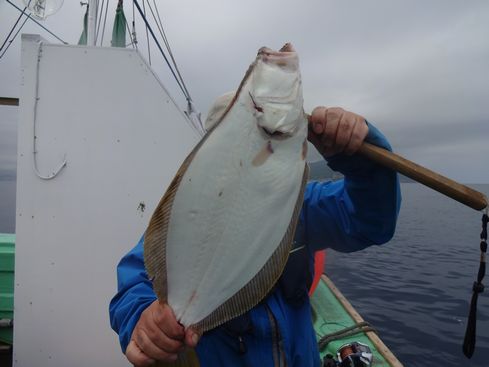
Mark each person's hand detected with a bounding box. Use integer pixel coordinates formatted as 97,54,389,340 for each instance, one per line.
126,301,199,366
308,107,368,158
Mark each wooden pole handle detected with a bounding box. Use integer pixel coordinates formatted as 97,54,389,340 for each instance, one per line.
358,142,488,211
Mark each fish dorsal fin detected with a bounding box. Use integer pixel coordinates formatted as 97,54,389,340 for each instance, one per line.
144,168,184,303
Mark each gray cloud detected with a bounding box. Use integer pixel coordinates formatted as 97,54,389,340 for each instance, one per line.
383,119,488,183
1,0,488,181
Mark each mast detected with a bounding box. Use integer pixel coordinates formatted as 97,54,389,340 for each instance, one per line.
87,0,99,46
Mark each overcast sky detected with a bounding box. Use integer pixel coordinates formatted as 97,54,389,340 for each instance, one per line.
1,0,488,182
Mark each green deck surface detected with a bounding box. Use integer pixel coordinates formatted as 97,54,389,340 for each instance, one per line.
0,233,15,345
311,276,394,366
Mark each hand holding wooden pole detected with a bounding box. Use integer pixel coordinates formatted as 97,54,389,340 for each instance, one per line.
305,111,487,211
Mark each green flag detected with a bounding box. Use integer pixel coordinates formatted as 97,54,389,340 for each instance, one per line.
111,1,127,48
78,5,88,45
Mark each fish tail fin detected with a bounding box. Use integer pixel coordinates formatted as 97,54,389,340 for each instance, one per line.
154,348,200,367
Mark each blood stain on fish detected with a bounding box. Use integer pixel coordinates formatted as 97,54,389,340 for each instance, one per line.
267,141,274,153
302,138,308,160
252,140,273,166
188,290,198,305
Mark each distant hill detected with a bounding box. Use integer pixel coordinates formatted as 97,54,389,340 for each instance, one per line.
308,161,338,181
0,168,16,181
399,174,415,183
307,160,415,183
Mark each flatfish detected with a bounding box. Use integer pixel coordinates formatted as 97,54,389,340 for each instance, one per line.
144,43,309,335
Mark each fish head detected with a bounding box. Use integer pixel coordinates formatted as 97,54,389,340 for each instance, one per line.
250,43,305,139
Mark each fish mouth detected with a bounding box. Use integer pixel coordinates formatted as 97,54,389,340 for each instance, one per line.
258,43,295,55
258,124,297,140
257,43,298,71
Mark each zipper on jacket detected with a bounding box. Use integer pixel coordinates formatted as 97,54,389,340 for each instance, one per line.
222,329,248,355
237,335,247,354
265,305,287,367
222,321,251,355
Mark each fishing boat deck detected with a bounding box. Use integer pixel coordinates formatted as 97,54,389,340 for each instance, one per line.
311,275,403,367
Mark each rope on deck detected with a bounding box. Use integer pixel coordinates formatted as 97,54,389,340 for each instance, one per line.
318,321,377,351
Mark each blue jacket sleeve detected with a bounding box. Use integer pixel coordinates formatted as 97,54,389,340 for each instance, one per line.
109,235,156,353
302,122,401,252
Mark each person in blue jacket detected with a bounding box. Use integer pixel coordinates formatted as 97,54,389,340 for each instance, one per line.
109,105,401,367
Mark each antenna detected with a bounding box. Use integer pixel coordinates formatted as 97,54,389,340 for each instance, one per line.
23,0,64,20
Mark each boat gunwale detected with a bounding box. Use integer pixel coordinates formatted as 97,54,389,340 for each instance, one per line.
320,274,403,367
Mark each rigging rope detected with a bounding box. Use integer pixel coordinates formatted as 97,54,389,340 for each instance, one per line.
125,14,136,48
100,0,110,46
131,0,189,101
5,0,67,45
137,0,205,134
131,0,138,48
0,12,29,60
95,0,105,44
145,0,191,102
0,3,28,54
141,0,152,65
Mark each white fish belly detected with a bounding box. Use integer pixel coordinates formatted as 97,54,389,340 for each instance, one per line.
166,93,306,327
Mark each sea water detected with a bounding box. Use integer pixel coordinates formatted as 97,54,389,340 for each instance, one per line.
0,179,15,233
327,183,489,367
